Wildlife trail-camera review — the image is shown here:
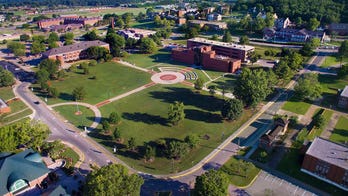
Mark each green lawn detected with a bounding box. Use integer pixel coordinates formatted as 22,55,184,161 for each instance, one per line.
210,74,237,91
33,62,151,105
330,116,348,144
220,155,260,187
321,55,348,68
0,87,15,100
131,21,157,29
0,87,32,126
319,74,348,110
282,96,312,115
60,147,80,167
91,84,253,174
252,45,282,61
54,105,95,130
307,109,334,140
123,50,173,69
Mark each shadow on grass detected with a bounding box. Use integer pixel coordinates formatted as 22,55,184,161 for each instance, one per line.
150,87,224,112
184,109,222,123
58,92,74,102
122,112,169,126
332,129,348,144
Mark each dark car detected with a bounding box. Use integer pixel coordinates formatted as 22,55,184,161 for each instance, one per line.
34,101,40,104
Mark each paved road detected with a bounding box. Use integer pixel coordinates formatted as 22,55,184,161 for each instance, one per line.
9,51,329,195
14,82,131,175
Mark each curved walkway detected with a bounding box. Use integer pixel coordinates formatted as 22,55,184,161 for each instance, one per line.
49,102,101,131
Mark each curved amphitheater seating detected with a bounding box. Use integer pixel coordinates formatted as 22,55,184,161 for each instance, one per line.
158,67,198,80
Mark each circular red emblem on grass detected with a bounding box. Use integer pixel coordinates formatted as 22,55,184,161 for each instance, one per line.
160,74,177,81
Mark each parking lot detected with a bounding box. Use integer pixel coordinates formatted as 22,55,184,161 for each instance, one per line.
246,171,317,196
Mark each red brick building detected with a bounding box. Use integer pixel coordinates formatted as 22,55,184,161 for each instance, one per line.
42,40,110,65
301,137,348,191
187,38,254,62
172,45,241,73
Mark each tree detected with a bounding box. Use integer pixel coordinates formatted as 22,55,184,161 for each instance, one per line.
0,67,15,87
63,32,74,41
184,134,199,148
64,39,74,45
0,120,50,152
254,16,266,32
312,114,325,129
89,60,97,67
211,34,219,41
109,112,121,124
239,35,249,45
222,31,232,43
144,144,156,161
48,32,59,42
31,41,46,55
265,12,275,27
48,87,59,98
208,85,217,96
32,35,46,43
139,37,157,54
101,120,110,132
168,101,185,125
250,52,260,65
48,41,58,49
300,42,314,56
85,164,144,196
127,137,136,151
37,70,50,84
307,18,320,31
105,32,125,57
86,46,110,60
194,78,204,90
221,99,244,121
83,30,99,41
338,40,348,63
166,141,189,160
273,60,294,81
195,169,229,196
234,68,276,107
310,38,321,49
72,86,86,101
185,27,199,39
20,34,30,42
38,59,60,79
83,67,90,75
112,127,121,141
7,41,25,56
294,73,322,101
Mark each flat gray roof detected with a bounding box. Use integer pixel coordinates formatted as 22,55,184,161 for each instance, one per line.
188,37,255,51
42,40,109,57
341,85,348,98
306,137,348,170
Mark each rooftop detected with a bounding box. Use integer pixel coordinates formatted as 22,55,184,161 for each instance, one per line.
42,40,109,57
341,86,348,98
306,137,348,170
188,20,226,26
188,37,255,51
0,149,49,195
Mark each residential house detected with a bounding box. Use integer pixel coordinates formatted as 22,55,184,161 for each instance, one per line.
259,118,289,153
329,23,348,35
301,137,348,191
207,13,222,21
0,149,50,196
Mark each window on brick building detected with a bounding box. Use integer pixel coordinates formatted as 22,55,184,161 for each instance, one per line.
315,160,330,177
